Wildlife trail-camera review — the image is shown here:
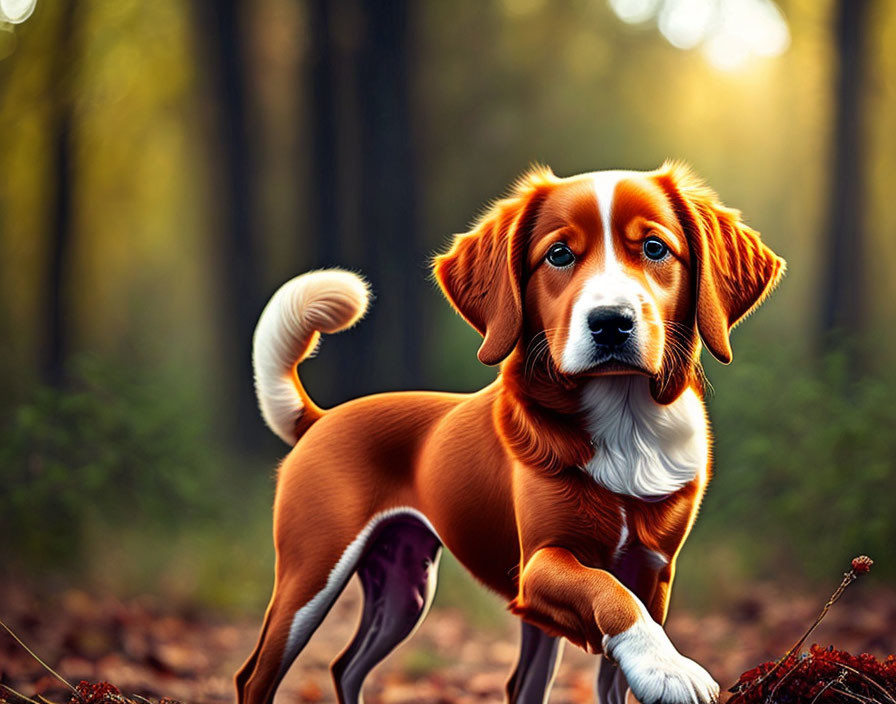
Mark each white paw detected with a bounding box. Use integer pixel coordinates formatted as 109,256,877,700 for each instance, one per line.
602,619,719,704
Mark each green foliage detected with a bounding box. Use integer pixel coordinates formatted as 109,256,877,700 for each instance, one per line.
400,648,457,679
433,553,508,632
691,343,896,583
0,357,215,567
0,0,894,611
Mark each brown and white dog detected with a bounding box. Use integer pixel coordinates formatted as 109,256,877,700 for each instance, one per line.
235,162,784,704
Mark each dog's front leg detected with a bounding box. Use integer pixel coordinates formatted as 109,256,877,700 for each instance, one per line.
510,547,718,704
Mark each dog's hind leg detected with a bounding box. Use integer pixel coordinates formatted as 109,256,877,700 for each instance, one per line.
237,581,341,704
505,621,564,704
331,516,442,704
236,527,376,704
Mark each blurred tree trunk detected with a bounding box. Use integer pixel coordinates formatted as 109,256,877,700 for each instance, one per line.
305,0,354,403
308,0,340,268
43,0,79,388
820,0,870,349
354,0,423,392
192,0,264,451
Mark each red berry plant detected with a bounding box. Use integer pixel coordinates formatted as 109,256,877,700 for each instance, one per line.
729,556,896,703
0,621,182,704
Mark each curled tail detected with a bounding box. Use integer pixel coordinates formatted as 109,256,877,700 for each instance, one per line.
253,269,371,445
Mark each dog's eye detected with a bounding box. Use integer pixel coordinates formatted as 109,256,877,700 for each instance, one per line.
643,237,669,261
546,243,575,268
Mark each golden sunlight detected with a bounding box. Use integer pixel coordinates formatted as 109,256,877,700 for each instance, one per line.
609,0,790,71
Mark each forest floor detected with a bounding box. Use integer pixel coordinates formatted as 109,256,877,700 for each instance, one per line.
1,579,895,704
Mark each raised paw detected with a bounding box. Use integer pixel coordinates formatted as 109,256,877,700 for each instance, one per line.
602,619,719,704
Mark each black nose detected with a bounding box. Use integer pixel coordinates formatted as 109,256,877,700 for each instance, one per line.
588,308,634,348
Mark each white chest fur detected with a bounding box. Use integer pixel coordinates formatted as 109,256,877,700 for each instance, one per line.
581,377,709,499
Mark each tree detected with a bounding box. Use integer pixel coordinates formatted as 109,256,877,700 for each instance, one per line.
305,0,355,404
303,0,425,402
820,0,871,348
43,0,79,388
308,0,341,269
354,0,423,392
192,0,265,450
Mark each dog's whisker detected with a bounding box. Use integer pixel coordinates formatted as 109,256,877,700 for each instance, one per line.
523,327,568,383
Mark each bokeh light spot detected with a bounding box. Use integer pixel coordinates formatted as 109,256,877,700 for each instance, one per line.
0,0,37,24
608,0,662,24
607,0,790,71
658,0,716,50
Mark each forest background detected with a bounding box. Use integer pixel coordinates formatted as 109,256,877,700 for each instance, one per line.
1,0,894,700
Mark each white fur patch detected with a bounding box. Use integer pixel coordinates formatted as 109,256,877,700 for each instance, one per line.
253,269,370,445
592,171,639,252
279,507,440,678
602,594,719,704
581,376,708,499
613,506,629,561
559,170,664,375
646,550,670,568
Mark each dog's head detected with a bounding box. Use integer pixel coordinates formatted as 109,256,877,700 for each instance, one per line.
434,163,785,402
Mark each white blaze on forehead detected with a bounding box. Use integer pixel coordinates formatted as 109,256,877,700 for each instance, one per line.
591,170,640,270
559,170,646,375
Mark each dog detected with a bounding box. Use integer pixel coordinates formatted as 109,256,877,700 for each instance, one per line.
235,162,784,704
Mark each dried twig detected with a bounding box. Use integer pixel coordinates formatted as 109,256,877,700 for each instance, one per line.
828,686,881,703
0,683,43,704
767,655,810,701
814,658,896,704
0,619,82,702
810,671,847,704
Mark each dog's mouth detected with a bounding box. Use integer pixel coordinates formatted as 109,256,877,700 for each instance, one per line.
582,359,653,377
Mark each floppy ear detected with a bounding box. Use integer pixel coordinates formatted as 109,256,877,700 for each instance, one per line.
659,162,786,364
433,168,555,365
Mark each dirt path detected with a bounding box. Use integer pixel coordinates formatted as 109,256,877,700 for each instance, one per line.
2,581,894,703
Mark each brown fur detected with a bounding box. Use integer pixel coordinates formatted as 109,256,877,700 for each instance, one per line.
235,163,784,704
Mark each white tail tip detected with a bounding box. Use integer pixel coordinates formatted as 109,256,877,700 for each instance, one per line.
252,269,370,444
